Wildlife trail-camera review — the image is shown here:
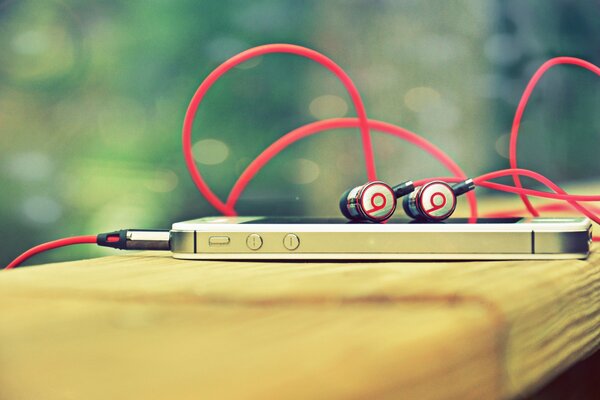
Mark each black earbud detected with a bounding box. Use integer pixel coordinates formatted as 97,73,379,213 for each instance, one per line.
339,180,414,222
402,179,474,222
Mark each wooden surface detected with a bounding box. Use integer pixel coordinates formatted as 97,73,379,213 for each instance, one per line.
0,246,599,399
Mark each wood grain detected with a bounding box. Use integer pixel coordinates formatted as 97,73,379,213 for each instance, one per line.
0,245,598,399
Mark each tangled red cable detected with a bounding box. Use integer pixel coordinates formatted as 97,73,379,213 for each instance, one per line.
183,43,600,236
510,57,600,217
4,43,600,270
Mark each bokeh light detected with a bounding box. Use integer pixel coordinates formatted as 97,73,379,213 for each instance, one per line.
284,158,321,185
192,139,231,165
5,152,54,182
309,95,348,120
404,87,441,113
22,196,62,224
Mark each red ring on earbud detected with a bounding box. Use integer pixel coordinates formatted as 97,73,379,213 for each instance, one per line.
416,181,457,221
356,181,396,222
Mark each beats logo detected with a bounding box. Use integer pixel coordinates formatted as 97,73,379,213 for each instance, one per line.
403,181,457,221
360,182,396,220
340,181,397,222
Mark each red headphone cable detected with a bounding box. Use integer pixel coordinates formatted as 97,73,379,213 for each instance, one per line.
183,45,599,226
182,44,377,216
509,57,600,217
4,230,170,270
5,236,97,270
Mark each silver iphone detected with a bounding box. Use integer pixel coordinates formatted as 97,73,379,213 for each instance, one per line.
170,217,592,260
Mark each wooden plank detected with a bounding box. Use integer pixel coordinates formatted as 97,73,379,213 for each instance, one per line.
0,245,598,399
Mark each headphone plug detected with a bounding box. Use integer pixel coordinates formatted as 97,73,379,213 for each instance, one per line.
97,230,171,251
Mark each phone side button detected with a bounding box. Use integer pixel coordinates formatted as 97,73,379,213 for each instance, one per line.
283,233,300,251
209,236,230,246
246,234,263,250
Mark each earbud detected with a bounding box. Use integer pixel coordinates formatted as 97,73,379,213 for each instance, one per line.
339,180,415,222
402,179,474,222
340,178,474,222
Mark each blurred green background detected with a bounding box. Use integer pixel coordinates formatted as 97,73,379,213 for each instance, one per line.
1,0,599,266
